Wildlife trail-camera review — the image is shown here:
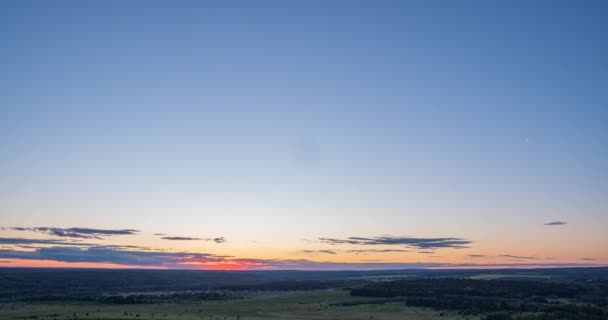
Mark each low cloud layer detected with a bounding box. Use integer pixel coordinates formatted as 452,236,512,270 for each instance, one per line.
0,245,602,270
0,246,225,266
12,227,139,239
544,221,567,226
318,236,472,249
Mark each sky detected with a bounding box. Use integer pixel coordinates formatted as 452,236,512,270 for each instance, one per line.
0,0,607,270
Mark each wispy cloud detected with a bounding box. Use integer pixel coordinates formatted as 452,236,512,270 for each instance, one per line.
544,221,567,226
347,249,410,254
12,227,139,239
161,236,226,243
0,246,604,270
0,237,97,246
499,254,538,260
0,237,150,251
318,236,471,249
300,250,337,255
581,258,597,261
468,254,486,258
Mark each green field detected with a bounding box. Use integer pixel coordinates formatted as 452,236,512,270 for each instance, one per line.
468,273,551,280
0,291,466,320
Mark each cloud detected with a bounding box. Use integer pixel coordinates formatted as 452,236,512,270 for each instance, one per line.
12,227,139,239
0,237,97,246
161,236,226,243
0,238,150,251
300,250,337,255
468,254,486,258
499,255,538,260
0,245,604,270
318,236,472,249
418,251,434,254
154,233,166,236
581,258,597,261
347,249,410,254
544,221,567,226
0,246,227,266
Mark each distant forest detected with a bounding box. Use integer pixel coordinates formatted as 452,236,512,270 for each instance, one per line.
351,278,608,320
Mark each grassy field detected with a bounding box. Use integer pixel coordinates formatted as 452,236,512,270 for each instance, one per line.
0,291,467,320
468,273,552,280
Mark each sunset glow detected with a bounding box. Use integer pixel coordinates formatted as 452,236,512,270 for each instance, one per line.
1,0,606,271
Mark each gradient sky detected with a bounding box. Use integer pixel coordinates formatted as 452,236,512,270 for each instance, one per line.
1,0,607,270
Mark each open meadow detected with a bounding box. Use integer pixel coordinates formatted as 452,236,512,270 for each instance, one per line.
0,291,456,320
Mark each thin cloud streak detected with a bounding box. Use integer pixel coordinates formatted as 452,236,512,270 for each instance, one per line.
161,236,226,243
347,249,410,254
319,236,472,249
11,227,139,239
299,250,337,255
499,255,539,260
544,221,567,226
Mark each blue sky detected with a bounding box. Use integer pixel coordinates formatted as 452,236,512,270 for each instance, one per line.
0,1,607,269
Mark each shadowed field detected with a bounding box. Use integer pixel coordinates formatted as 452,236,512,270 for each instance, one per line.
0,291,455,320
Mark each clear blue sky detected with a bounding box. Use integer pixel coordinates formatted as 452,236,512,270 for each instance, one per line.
0,1,607,269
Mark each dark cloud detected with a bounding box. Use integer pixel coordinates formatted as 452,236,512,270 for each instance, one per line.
161,236,226,243
418,251,434,254
154,233,166,236
468,254,486,258
0,238,150,251
318,236,471,249
0,246,227,266
347,249,409,254
300,250,337,255
12,227,139,239
499,255,538,260
0,245,444,270
0,245,604,270
0,237,97,246
544,221,567,226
